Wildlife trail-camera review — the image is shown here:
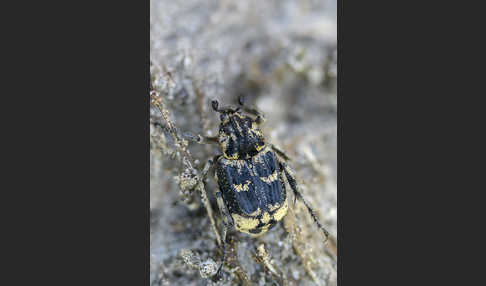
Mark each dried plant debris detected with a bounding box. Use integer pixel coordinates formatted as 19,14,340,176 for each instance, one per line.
151,0,336,285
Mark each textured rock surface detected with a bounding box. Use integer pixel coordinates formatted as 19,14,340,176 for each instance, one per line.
151,0,337,285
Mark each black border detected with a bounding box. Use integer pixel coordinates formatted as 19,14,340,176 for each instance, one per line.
6,1,150,284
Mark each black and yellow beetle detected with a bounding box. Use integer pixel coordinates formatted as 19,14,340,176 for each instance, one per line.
189,98,329,273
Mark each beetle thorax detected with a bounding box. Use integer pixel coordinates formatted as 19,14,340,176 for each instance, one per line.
218,112,265,160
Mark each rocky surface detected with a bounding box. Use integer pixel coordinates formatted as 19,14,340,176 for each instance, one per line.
151,0,337,285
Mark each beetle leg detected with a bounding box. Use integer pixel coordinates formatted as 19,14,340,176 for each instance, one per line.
278,162,296,206
215,191,234,229
279,160,330,242
182,132,219,145
197,156,233,276
215,190,233,275
200,156,218,179
271,144,291,161
195,157,224,248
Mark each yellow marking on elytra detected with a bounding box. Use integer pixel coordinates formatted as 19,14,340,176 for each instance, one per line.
232,213,259,233
252,149,266,163
250,223,272,237
248,208,262,216
260,170,278,184
256,144,265,151
272,198,288,221
268,202,281,212
220,158,246,169
233,180,252,192
261,212,271,224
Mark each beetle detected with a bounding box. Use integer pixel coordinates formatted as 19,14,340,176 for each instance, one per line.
189,98,329,273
